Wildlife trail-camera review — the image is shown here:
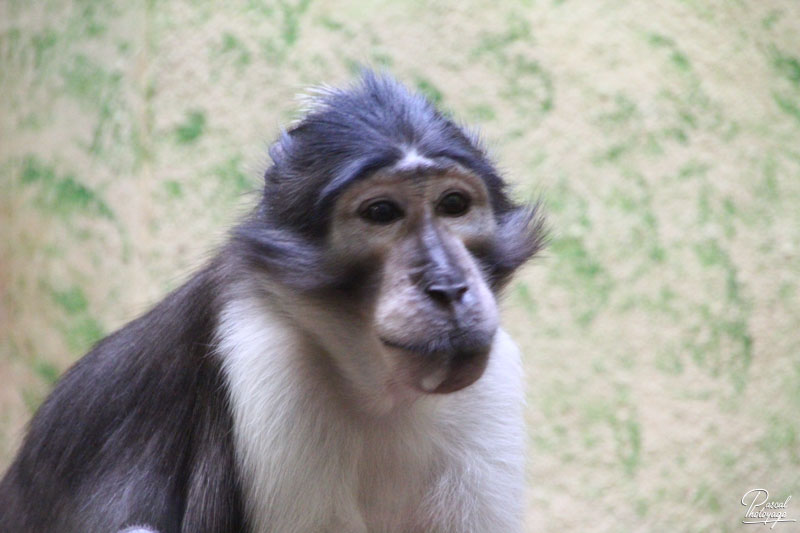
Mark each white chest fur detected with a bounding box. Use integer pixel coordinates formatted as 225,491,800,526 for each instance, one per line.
217,297,525,533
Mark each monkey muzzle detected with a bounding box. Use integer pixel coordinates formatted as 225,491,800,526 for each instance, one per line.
381,328,494,394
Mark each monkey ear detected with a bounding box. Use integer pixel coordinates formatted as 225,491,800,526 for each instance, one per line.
266,129,294,183
486,203,548,289
232,222,368,293
232,223,332,291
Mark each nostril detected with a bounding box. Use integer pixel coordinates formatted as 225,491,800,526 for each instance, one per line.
425,283,468,304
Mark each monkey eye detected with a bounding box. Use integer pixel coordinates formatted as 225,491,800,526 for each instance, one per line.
437,191,471,217
359,200,404,224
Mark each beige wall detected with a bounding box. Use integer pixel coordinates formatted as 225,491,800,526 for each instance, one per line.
1,1,799,531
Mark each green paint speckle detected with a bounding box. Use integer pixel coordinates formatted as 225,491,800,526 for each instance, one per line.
317,15,344,31
614,416,642,476
64,316,105,353
773,92,800,125
471,15,531,58
22,387,45,414
646,33,674,48
61,54,122,105
31,29,57,67
670,51,690,72
33,359,60,386
21,156,56,183
770,47,800,88
693,483,721,513
175,110,206,144
213,155,253,194
596,93,638,127
414,76,444,107
279,0,312,47
20,157,114,219
466,103,495,121
217,32,252,68
513,282,538,315
655,347,684,375
646,33,692,74
51,285,89,314
550,236,614,326
164,180,183,198
503,56,554,117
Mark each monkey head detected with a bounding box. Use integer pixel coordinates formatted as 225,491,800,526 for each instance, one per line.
233,72,544,409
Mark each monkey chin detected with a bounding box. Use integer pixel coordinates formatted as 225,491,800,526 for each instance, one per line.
380,337,492,395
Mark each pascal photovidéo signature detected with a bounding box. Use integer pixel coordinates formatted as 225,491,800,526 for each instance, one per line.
742,489,797,529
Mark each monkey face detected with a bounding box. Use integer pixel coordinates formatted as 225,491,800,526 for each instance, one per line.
327,161,502,394
232,73,545,407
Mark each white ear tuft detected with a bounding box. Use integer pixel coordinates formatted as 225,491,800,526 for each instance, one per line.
294,83,340,118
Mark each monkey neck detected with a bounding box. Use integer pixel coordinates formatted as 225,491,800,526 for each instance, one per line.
216,275,440,420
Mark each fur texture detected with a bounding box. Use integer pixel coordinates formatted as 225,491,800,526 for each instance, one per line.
217,288,525,532
0,264,244,533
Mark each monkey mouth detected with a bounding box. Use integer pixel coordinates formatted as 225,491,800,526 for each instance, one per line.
379,332,493,394
379,337,444,354
379,327,494,355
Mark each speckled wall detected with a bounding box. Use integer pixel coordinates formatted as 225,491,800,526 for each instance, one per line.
1,1,799,531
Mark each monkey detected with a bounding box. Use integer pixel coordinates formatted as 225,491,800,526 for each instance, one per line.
0,71,545,533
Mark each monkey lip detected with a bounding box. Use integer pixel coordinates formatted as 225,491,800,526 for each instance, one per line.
379,336,492,394
379,328,494,356
379,337,437,354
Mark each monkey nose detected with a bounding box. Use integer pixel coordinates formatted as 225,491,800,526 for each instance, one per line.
425,282,468,305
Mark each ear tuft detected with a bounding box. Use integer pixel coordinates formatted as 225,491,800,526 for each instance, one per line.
486,202,548,289
232,223,330,291
294,83,340,118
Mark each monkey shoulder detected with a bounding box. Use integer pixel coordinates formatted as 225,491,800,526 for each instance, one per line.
1,270,243,533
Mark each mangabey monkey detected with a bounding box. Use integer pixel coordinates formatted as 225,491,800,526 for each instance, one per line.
0,71,545,533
